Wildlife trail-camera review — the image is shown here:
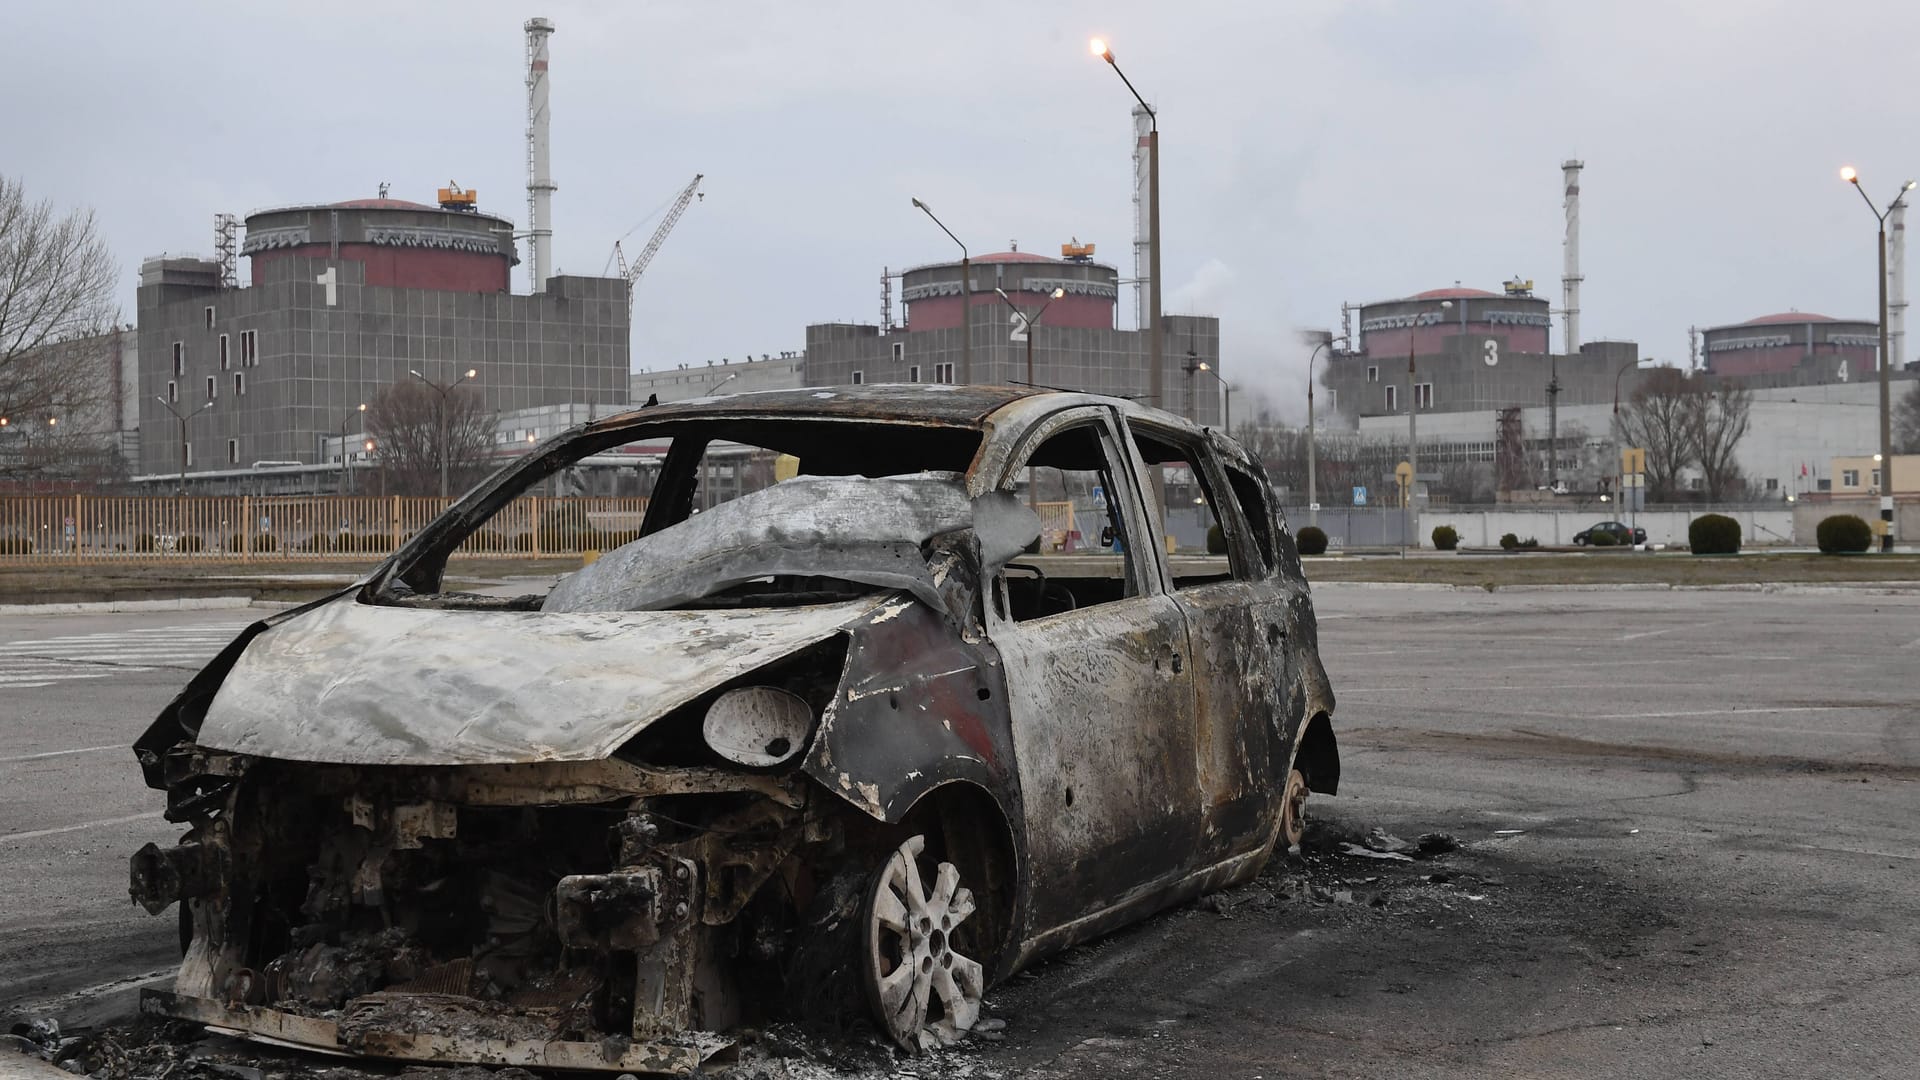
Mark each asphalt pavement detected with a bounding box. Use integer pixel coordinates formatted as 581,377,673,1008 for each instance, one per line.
3,587,1918,1077
0,609,262,1012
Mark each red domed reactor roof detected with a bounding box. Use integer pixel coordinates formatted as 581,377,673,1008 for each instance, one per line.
972,251,1056,264
1742,311,1836,325
1411,286,1502,300
329,198,444,211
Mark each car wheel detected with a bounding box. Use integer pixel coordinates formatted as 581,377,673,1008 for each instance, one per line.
862,834,985,1051
1278,767,1310,850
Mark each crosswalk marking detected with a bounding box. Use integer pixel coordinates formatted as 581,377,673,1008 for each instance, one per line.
0,622,251,689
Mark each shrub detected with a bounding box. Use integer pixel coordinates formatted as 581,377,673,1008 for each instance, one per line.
1520,537,1540,549
1296,526,1328,556
1689,513,1742,555
1430,525,1458,551
175,535,205,554
0,536,31,555
134,533,158,553
1206,523,1227,554
300,533,335,554
228,532,281,553
1816,513,1872,554
1588,529,1618,547
1499,532,1519,551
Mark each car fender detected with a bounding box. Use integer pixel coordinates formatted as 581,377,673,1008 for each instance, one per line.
801,597,1021,830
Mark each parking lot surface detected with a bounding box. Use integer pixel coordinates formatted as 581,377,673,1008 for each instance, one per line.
3,587,1918,1077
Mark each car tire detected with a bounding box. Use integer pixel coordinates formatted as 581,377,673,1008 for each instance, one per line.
861,834,986,1051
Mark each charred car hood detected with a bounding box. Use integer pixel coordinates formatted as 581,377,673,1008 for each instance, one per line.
194,594,886,766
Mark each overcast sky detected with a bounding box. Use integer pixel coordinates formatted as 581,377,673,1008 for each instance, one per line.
8,0,1920,419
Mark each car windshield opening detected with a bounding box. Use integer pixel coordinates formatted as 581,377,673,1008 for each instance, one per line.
377,416,985,609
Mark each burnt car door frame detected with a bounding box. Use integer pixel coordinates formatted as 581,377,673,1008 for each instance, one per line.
1117,417,1297,867
978,404,1206,960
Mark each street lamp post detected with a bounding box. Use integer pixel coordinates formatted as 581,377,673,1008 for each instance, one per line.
155,397,213,495
1180,354,1231,431
1307,333,1346,528
1612,357,1638,518
339,402,366,495
994,286,1065,390
1093,36,1169,536
364,439,384,499
409,367,478,500
1204,364,1232,433
911,198,971,385
1091,37,1161,413
1841,166,1915,552
1408,302,1451,549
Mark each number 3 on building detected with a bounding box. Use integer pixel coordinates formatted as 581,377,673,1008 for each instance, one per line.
1483,339,1499,366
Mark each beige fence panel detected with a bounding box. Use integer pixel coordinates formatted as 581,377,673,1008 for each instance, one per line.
0,496,651,564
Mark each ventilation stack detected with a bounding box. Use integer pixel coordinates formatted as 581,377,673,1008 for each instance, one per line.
524,17,557,294
1132,105,1153,331
1889,196,1908,372
1561,159,1583,355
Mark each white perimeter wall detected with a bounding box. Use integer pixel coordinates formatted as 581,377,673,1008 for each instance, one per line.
1419,508,1796,548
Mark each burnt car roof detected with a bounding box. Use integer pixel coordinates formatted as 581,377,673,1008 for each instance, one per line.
587,383,1048,431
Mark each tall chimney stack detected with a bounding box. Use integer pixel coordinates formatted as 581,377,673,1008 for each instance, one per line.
1132,105,1153,331
524,17,557,294
1889,196,1908,372
1561,159,1583,354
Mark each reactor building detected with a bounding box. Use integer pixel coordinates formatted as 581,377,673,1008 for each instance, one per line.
804,243,1223,425
134,190,629,488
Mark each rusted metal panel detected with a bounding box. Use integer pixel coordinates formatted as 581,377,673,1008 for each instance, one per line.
196,595,885,766
803,597,1019,824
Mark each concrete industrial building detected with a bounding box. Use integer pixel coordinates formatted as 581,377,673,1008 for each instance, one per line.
631,353,805,405
1318,282,1640,429
1356,380,1914,501
0,327,140,488
1699,311,1881,382
804,248,1223,425
134,194,629,491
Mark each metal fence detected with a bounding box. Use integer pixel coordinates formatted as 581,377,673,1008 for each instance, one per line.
0,496,650,563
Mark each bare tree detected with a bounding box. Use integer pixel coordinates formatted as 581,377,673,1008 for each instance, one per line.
1691,382,1752,502
1613,366,1697,502
0,176,121,484
364,381,500,497
1896,380,1920,455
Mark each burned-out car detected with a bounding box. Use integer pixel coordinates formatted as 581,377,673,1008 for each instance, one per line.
131,385,1337,1071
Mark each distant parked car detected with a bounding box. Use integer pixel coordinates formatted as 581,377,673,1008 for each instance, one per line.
1573,520,1645,546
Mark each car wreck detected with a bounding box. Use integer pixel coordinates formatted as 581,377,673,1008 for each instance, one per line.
129,385,1338,1072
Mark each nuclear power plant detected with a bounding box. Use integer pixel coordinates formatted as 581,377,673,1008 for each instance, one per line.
129,17,631,493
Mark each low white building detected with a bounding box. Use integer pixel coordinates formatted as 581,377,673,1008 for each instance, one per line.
1357,379,1904,499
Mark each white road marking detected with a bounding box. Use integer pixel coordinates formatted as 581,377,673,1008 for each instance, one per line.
1340,683,1636,695
1590,706,1872,720
0,622,246,686
0,811,162,845
0,744,123,764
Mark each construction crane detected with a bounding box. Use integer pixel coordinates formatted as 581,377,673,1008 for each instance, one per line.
613,174,703,317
